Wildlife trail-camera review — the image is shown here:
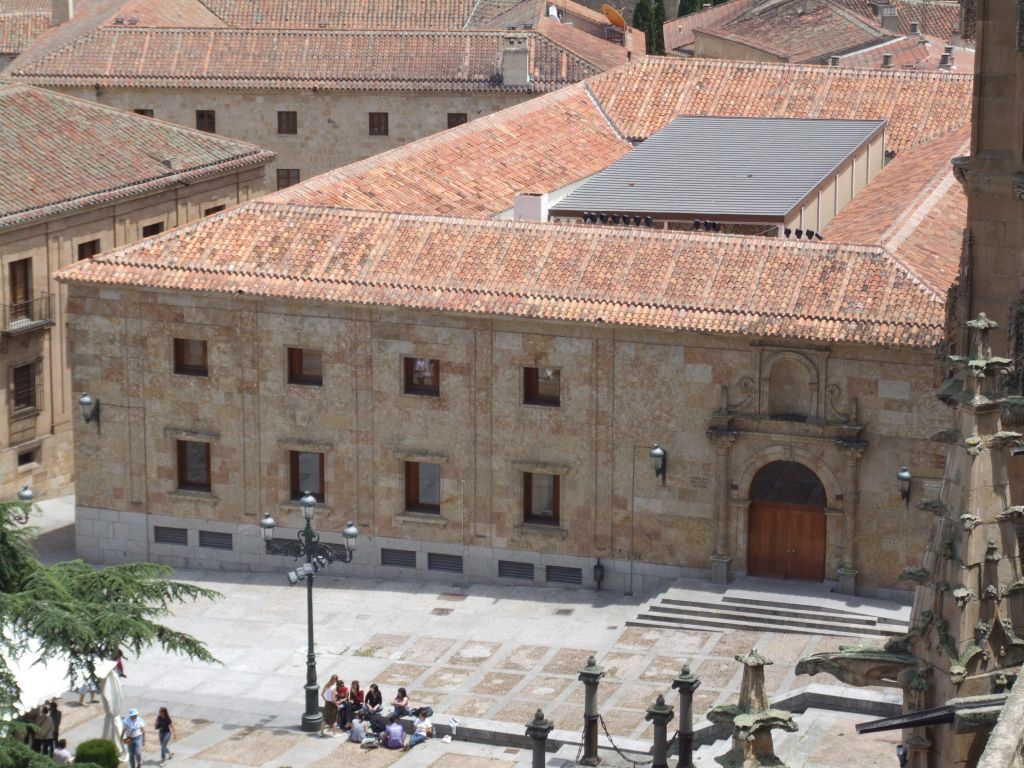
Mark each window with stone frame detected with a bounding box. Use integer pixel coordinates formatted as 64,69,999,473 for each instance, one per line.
176,440,211,492
77,239,101,260
276,169,300,190
11,362,38,415
447,112,468,128
290,450,325,502
287,347,323,386
524,367,560,406
277,110,298,134
523,472,559,525
403,357,440,396
142,222,165,238
404,461,441,514
173,338,208,376
195,109,216,132
134,109,154,117
368,112,389,136
8,258,31,321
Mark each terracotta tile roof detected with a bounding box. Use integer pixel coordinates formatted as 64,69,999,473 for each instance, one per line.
55,202,945,347
823,126,968,294
586,56,971,150
560,0,612,27
830,0,960,37
0,8,48,54
467,0,541,29
0,81,275,228
664,0,756,52
7,27,607,91
700,0,899,64
268,86,632,216
195,0,479,29
833,34,929,68
537,16,629,69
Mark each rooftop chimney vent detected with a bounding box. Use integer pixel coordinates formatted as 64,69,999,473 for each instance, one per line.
51,0,74,26
829,55,840,65
501,37,531,87
513,192,549,222
939,52,952,68
909,21,920,34
882,53,893,67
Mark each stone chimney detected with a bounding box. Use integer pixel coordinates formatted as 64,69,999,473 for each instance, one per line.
874,1,900,33
513,192,549,222
51,0,73,25
501,36,530,88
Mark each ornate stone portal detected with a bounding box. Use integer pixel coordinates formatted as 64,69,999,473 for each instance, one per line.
796,316,1024,767
708,650,797,767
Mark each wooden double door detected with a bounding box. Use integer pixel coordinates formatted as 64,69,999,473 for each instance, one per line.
747,501,825,581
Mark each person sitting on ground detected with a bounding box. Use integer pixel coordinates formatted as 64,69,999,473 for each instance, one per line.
349,714,366,743
52,738,73,765
363,683,383,715
406,708,433,750
390,687,410,717
348,680,365,720
382,716,405,749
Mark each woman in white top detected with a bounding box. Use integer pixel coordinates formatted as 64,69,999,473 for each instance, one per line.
320,674,339,737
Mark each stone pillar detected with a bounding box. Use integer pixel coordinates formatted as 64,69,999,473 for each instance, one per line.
525,709,554,768
645,694,675,768
835,440,865,595
708,429,738,584
672,665,701,767
578,655,605,766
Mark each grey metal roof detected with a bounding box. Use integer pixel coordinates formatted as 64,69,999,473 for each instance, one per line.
550,115,885,219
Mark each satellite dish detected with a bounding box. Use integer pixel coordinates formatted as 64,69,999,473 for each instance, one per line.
602,4,627,29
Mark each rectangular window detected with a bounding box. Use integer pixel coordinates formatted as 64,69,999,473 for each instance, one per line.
447,112,468,129
276,169,301,190
381,548,417,568
142,222,164,238
77,239,101,260
546,565,583,585
427,553,463,573
198,530,233,550
176,440,211,492
154,526,188,545
287,348,323,386
403,357,440,396
498,560,534,580
404,461,441,513
524,367,560,406
195,110,216,132
523,472,559,525
17,449,36,467
290,450,325,502
11,362,37,414
204,205,226,217
368,112,389,136
277,110,298,134
173,338,208,376
8,259,31,320
134,109,154,117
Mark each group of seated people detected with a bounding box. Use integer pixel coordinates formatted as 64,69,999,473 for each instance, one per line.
320,678,433,749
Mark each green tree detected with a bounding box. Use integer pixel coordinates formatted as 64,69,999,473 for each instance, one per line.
651,0,667,54
633,0,652,51
0,497,221,718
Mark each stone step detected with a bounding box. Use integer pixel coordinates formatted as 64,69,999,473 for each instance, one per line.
627,611,901,639
660,597,880,627
720,594,910,626
646,604,903,637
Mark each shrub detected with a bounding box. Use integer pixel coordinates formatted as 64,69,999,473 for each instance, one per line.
0,738,100,768
75,738,120,768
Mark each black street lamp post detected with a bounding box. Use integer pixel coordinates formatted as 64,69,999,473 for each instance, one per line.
259,492,358,732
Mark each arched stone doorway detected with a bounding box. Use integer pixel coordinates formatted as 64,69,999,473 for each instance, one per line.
747,461,827,581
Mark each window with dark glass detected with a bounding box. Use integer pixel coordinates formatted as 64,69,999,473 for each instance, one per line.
176,440,211,492
524,367,560,406
405,461,440,514
403,357,439,396
173,338,208,376
77,239,101,260
8,259,31,321
287,348,323,386
447,112,468,128
368,112,389,136
11,362,37,414
134,109,154,117
277,110,298,134
523,472,559,525
276,169,300,190
142,222,164,238
290,451,325,502
204,205,226,217
195,110,216,132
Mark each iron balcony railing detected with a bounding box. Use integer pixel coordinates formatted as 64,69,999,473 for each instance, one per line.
2,293,54,336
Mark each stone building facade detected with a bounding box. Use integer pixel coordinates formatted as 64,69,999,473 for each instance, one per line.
0,82,273,500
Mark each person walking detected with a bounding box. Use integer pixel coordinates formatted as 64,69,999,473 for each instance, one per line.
319,674,339,738
155,707,175,765
121,707,145,768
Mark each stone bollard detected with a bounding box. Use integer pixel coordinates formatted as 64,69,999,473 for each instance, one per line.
645,694,675,768
578,655,605,766
672,664,701,767
525,709,554,768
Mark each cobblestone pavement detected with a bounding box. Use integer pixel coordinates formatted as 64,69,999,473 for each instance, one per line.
34,498,903,767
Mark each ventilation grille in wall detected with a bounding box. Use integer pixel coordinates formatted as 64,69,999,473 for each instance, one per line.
153,526,188,546
427,553,464,573
381,548,417,568
198,530,233,550
498,560,534,580
546,565,583,585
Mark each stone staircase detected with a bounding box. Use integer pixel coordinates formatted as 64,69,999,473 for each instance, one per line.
629,579,910,639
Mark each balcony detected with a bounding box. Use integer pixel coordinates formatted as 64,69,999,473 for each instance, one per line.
2,293,55,337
